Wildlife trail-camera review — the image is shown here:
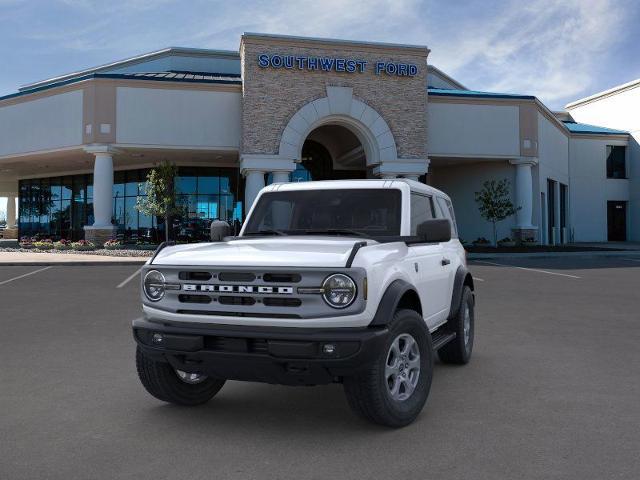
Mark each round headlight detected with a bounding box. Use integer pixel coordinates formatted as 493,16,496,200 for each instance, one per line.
143,270,166,302
322,274,357,309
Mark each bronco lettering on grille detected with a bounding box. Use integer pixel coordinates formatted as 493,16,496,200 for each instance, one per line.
182,284,294,294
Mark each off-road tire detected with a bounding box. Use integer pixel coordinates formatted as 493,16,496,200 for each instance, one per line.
136,347,225,406
438,286,474,364
343,309,433,428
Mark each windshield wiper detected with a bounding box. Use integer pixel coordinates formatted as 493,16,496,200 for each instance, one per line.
244,229,287,236
302,229,370,238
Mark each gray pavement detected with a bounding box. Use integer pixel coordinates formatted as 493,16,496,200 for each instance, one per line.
1,258,639,479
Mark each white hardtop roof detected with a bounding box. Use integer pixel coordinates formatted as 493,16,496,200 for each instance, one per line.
263,179,449,199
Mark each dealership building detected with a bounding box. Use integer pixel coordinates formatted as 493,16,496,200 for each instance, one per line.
0,33,637,244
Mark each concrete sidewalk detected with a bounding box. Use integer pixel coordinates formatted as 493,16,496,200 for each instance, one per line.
468,250,640,260
0,251,149,266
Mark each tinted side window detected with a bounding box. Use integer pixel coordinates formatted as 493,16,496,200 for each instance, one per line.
436,197,458,238
410,193,434,234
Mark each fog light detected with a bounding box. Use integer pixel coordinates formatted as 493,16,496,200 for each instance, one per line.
322,343,336,354
152,333,164,344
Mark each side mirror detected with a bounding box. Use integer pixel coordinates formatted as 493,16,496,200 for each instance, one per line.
416,219,451,243
210,220,231,242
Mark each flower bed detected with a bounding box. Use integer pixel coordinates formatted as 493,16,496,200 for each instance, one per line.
70,240,96,251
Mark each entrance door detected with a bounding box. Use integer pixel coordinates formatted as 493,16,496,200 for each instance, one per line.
607,201,627,241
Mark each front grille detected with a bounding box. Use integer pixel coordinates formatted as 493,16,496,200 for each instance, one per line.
179,294,211,304
152,266,366,320
219,272,256,282
263,297,302,307
219,296,256,306
179,271,212,281
263,273,301,283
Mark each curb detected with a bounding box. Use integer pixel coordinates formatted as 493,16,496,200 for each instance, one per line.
0,260,148,266
468,251,640,260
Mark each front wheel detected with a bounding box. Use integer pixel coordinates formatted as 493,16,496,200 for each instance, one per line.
343,309,433,428
136,347,226,406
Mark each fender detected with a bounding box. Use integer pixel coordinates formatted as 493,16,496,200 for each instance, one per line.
449,265,474,320
369,279,419,326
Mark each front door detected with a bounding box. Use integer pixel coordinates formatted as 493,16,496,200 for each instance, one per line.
607,201,627,241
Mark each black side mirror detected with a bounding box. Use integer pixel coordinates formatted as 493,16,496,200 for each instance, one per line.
416,219,451,243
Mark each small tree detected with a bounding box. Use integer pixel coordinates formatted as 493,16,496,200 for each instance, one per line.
136,161,182,242
474,179,519,246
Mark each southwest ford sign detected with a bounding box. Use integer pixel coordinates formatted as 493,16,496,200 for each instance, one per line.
257,54,418,77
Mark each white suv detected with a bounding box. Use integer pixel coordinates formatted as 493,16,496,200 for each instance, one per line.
133,179,475,427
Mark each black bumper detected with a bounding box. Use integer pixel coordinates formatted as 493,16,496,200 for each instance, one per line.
133,318,389,386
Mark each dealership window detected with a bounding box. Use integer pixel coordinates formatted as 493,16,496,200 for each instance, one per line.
18,167,243,242
173,167,243,241
606,146,626,179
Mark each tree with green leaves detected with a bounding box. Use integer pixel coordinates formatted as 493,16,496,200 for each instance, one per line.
136,161,182,242
474,179,519,246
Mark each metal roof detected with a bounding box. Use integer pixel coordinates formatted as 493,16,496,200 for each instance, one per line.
0,71,241,103
19,47,240,92
562,121,628,135
428,87,535,100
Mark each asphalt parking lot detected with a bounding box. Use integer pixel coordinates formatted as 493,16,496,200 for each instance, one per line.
1,256,640,479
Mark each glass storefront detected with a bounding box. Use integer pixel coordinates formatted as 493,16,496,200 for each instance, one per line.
19,166,243,242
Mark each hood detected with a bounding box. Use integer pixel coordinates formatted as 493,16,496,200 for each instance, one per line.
152,236,371,267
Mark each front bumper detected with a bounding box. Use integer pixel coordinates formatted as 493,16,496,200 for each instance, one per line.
133,317,389,386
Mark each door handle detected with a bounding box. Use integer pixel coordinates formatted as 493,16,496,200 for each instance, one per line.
441,258,451,266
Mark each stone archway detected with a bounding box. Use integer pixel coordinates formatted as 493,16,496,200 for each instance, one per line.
278,86,398,168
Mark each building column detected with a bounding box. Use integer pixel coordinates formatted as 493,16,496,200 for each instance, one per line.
1,194,18,240
6,195,16,228
240,154,295,215
373,158,430,180
83,145,117,245
509,157,538,242
271,171,290,184
244,170,266,212
404,175,420,181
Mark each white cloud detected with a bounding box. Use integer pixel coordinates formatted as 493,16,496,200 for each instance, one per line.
3,0,634,109
426,0,628,107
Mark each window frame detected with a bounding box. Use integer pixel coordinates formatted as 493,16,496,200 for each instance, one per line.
606,145,627,179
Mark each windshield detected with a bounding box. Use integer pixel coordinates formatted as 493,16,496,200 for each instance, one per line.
243,189,402,238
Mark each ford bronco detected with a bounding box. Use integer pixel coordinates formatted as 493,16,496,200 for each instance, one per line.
133,179,474,427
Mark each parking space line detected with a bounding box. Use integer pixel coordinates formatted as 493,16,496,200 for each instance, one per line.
473,277,485,282
117,268,142,289
0,266,52,286
474,260,581,279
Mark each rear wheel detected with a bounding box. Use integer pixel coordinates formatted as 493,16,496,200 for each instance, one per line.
343,309,433,428
136,347,226,406
438,286,474,364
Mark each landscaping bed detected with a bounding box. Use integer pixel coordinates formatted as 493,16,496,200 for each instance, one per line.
0,247,154,257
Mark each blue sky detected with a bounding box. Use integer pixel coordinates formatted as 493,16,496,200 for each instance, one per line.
1,0,639,108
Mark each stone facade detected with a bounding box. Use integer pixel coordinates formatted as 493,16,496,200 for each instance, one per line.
240,34,429,161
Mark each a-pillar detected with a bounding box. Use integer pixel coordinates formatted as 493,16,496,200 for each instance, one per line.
509,157,539,242
83,145,118,245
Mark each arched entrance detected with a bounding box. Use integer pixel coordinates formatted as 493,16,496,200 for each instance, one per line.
299,124,367,181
